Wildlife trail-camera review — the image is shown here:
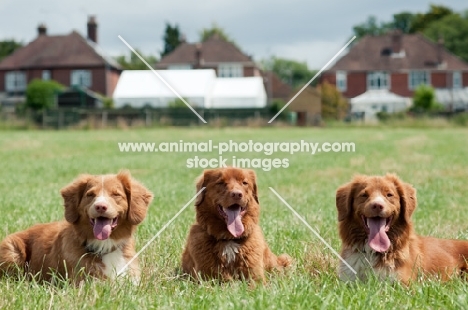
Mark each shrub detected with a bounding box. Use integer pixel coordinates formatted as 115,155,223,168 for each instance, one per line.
25,79,64,110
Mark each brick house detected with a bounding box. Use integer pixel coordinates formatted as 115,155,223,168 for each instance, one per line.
156,35,261,77
0,16,121,101
322,31,468,100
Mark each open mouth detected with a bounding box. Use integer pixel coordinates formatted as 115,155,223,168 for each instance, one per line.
89,216,118,240
218,204,246,238
362,216,392,233
361,216,393,253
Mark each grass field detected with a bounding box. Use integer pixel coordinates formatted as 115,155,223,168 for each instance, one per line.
1,127,468,309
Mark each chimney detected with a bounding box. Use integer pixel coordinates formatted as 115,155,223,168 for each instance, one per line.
87,15,98,43
391,29,402,54
37,23,47,36
195,43,203,68
437,37,444,65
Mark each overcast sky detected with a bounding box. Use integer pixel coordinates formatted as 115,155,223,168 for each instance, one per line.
1,0,467,69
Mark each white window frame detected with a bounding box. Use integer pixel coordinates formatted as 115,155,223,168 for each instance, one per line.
218,63,243,78
409,71,430,90
453,71,462,89
367,71,390,90
5,71,27,92
167,64,192,70
336,71,347,91
42,70,51,81
71,70,92,88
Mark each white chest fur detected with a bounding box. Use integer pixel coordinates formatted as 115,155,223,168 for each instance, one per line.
221,241,240,265
86,239,129,278
339,245,397,281
101,249,127,278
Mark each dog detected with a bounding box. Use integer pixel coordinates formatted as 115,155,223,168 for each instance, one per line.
181,167,291,281
336,173,468,283
0,171,153,283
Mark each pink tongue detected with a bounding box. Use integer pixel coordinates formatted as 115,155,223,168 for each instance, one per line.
367,217,391,253
93,218,113,240
225,208,244,238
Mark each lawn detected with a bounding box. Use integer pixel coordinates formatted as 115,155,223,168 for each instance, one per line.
1,127,468,309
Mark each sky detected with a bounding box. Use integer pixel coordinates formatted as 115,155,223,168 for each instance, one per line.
1,0,467,69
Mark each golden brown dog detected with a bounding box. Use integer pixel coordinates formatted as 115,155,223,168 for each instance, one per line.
0,171,153,283
181,167,291,281
336,174,468,283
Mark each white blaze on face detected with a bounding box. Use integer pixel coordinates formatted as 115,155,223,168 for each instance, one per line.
371,195,385,206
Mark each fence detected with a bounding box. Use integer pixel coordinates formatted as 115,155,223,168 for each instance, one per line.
0,107,285,129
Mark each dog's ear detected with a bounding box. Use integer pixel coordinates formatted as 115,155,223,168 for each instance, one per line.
336,176,364,222
60,174,92,223
386,174,417,223
194,169,220,206
118,170,153,225
246,169,259,204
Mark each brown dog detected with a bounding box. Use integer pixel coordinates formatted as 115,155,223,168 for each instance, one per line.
336,174,468,283
181,167,291,281
0,171,153,283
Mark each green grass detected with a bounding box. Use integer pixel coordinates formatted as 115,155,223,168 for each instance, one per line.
1,127,468,309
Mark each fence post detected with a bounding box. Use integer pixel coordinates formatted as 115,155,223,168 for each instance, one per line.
145,109,151,127
102,110,107,128
42,109,46,129
58,109,64,129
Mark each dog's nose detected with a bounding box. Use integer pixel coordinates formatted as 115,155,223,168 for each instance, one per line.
94,203,108,213
230,190,243,200
370,202,384,210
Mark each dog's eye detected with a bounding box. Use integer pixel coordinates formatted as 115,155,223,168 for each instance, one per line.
86,191,95,197
387,193,393,198
360,193,368,198
112,192,122,198
242,181,248,186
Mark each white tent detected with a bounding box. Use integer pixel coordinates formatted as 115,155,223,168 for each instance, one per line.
350,89,411,121
113,69,267,109
435,88,468,111
208,77,267,108
113,69,216,108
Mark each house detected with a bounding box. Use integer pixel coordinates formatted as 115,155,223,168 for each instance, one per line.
287,86,321,126
322,30,468,117
0,16,121,105
113,69,267,109
155,35,261,78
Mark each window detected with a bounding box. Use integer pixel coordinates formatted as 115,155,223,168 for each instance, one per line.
218,63,243,78
336,71,347,91
367,71,390,90
5,71,27,92
453,71,462,89
409,71,430,90
167,64,192,70
71,70,92,87
42,70,51,81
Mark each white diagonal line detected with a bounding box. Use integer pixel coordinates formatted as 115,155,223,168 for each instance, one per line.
269,187,356,275
117,187,206,276
268,36,356,123
118,35,207,124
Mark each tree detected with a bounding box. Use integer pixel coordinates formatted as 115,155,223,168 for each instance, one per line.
410,4,453,33
320,81,348,120
392,12,416,33
262,56,318,88
26,79,65,110
412,85,441,112
199,23,235,43
352,16,391,40
115,49,158,70
423,13,468,62
0,40,23,61
161,22,182,57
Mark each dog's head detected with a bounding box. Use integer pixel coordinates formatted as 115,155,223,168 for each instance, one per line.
60,171,153,241
194,167,260,239
336,174,416,253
